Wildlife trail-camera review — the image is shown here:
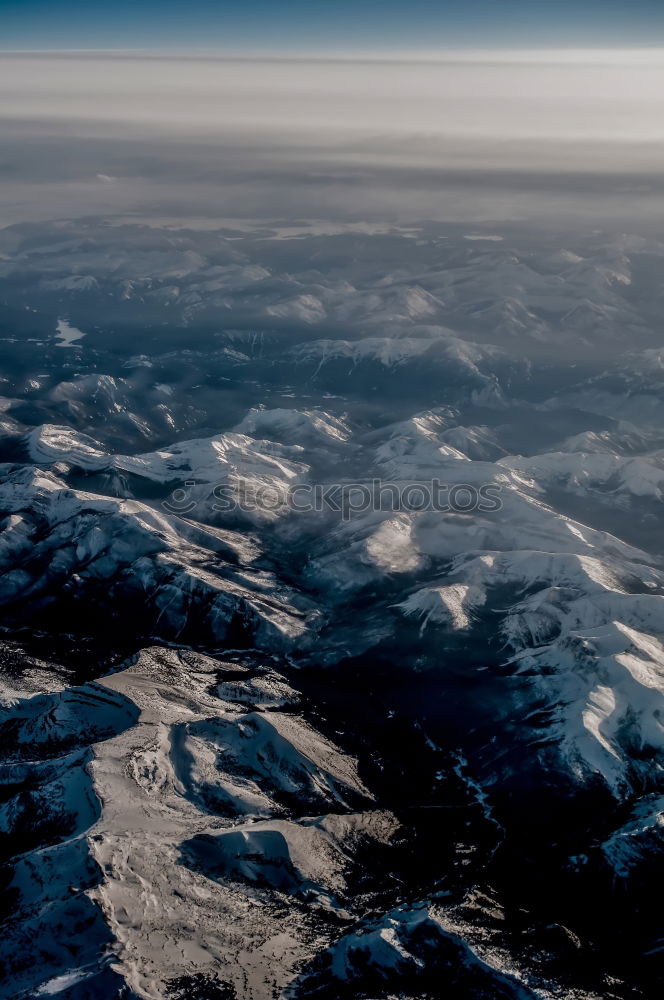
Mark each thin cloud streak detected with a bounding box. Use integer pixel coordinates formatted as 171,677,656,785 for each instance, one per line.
0,51,662,227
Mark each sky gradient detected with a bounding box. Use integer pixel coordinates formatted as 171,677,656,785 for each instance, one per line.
1,0,664,51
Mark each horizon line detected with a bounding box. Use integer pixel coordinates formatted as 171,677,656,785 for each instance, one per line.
2,45,664,62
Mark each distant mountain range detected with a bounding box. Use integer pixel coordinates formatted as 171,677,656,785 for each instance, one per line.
1,218,663,999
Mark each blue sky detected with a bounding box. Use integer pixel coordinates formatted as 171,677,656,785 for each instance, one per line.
1,0,663,51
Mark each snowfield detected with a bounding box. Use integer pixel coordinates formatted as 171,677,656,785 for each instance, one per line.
1,218,664,998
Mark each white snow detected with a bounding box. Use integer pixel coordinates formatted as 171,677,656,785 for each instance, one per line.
54,318,86,348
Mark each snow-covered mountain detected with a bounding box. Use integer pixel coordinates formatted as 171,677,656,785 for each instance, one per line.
1,218,663,999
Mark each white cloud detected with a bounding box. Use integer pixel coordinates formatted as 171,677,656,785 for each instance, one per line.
0,50,662,227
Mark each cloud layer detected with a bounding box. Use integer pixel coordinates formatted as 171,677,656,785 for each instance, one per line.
1,50,663,226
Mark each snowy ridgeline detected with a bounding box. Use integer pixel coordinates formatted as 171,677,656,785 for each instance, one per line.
1,220,664,999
